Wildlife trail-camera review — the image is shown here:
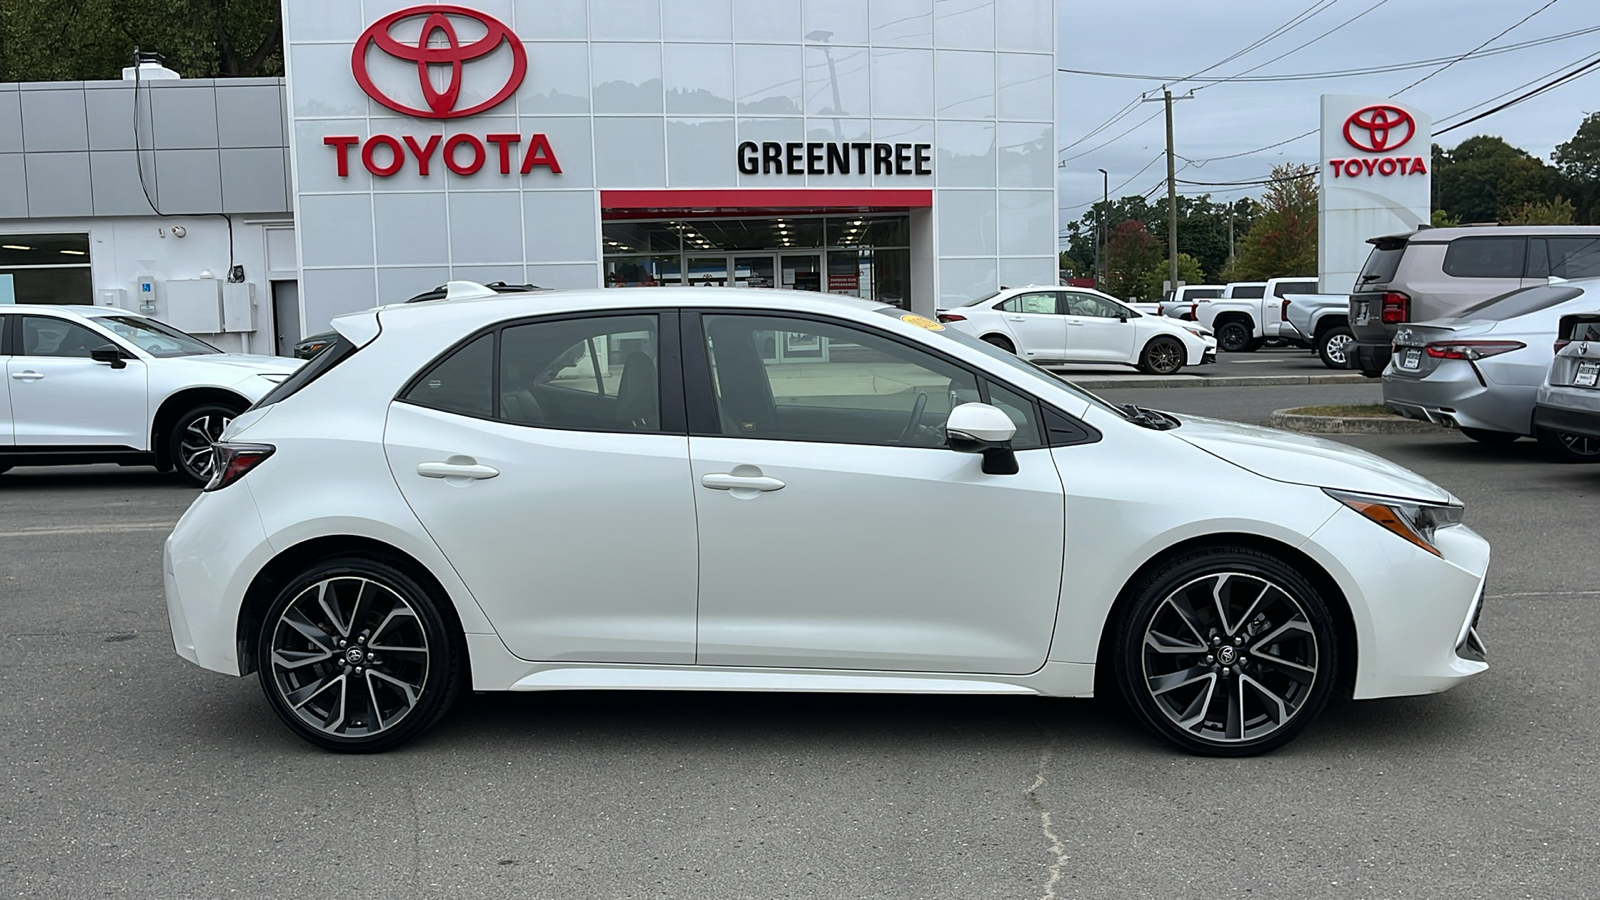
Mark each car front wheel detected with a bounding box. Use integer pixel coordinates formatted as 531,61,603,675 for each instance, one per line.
1138,336,1185,375
1113,548,1337,756
169,403,242,486
1317,326,1354,369
258,556,462,753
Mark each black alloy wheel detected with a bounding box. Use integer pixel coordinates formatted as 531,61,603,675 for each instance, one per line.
1460,428,1520,446
1114,548,1337,756
1536,427,1600,463
169,403,241,487
982,334,1017,355
1317,326,1354,369
1216,320,1255,353
258,556,462,753
1139,336,1185,375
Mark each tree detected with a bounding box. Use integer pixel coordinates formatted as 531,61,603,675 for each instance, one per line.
1137,252,1205,301
1431,136,1558,224
1552,113,1600,224
1235,164,1318,281
0,0,283,81
1103,220,1160,301
1503,197,1576,225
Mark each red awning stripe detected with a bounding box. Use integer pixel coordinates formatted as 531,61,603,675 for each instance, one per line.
599,189,934,210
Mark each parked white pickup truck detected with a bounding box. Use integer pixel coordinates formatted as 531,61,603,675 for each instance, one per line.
1197,277,1318,352
1284,292,1355,369
1156,284,1226,321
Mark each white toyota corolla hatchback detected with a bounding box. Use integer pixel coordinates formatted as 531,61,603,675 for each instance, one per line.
166,287,1489,755
935,285,1216,374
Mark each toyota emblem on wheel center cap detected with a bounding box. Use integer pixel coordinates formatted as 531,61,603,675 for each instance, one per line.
345,647,366,665
1217,645,1237,666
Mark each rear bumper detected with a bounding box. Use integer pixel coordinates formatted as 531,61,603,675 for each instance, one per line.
1533,401,1600,438
1383,362,1533,434
1351,340,1391,376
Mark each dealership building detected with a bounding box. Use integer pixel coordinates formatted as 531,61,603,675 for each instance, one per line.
0,0,1058,352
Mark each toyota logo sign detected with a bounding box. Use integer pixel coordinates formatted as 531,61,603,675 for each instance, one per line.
351,5,526,119
1343,105,1415,153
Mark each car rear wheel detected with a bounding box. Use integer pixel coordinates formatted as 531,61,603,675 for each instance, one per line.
1216,321,1255,353
1113,548,1337,756
1536,427,1600,463
981,334,1016,355
1317,326,1354,369
258,556,462,753
1138,336,1185,375
1461,428,1520,445
169,403,242,487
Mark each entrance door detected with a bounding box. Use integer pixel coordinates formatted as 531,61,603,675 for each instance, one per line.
687,312,1065,674
271,281,300,356
732,256,776,289
686,257,729,288
781,253,824,292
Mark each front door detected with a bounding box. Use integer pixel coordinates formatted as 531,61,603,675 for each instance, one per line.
7,314,148,447
1061,292,1137,361
384,312,700,664
996,291,1068,360
687,312,1065,674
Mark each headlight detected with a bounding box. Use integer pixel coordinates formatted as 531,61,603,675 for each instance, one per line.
1325,489,1464,556
1180,324,1212,338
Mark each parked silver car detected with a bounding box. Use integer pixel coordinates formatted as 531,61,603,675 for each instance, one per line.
1349,226,1600,377
1383,281,1600,461
1532,311,1600,458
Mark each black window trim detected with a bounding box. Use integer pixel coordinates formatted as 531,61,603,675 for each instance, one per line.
0,312,11,355
679,307,1099,449
394,308,687,436
9,311,135,360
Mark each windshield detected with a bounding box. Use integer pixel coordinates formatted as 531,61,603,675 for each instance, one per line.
955,289,1005,308
92,315,220,357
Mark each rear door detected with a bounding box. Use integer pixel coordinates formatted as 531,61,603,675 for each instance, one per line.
995,291,1068,360
0,315,13,446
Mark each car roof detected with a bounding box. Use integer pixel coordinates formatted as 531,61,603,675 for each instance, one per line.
0,305,144,318
1377,224,1600,244
362,287,892,331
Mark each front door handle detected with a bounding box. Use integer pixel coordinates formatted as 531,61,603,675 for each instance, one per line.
417,461,499,480
701,473,785,492
10,371,43,381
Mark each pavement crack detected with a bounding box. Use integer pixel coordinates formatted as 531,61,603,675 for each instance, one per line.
1024,726,1068,900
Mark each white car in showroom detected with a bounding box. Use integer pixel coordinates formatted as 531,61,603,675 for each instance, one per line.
0,305,300,484
935,286,1215,374
166,286,1488,756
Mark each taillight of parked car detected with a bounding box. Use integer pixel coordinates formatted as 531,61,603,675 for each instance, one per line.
1555,338,1572,354
1281,298,1291,322
936,313,966,323
1380,291,1410,324
204,442,276,492
1424,341,1526,361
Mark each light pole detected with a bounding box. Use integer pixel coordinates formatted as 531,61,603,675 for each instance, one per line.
1096,168,1108,290
806,31,843,140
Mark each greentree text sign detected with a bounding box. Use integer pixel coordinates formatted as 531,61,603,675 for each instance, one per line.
738,141,933,176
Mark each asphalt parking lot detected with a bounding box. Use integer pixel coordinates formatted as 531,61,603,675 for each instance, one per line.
3,382,1596,899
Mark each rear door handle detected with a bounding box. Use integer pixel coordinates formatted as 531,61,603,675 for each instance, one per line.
701,473,785,492
10,371,43,381
417,461,500,480
1006,316,1026,322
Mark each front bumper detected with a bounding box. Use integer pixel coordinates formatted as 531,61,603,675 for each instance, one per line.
1383,361,1534,435
1305,507,1490,699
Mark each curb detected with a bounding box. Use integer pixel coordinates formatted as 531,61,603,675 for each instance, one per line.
1267,408,1447,434
1066,373,1372,390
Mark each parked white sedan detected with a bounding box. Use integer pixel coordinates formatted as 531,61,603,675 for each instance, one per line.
936,286,1215,374
166,286,1488,756
0,306,301,484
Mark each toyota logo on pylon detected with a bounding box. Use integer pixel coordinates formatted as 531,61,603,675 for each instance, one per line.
1343,105,1415,153
351,5,526,119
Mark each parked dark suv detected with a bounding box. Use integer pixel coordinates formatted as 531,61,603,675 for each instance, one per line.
1348,226,1600,376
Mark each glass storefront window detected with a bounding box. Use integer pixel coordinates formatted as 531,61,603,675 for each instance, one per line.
0,233,93,304
825,216,909,248
605,255,682,287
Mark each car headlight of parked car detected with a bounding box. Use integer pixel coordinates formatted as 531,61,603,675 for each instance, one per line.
1325,489,1465,556
1179,323,1213,338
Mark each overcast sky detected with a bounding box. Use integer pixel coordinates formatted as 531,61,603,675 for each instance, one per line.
1054,0,1600,234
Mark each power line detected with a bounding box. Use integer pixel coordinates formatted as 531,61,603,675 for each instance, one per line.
1436,54,1600,135
1194,0,1392,93
1056,25,1600,82
1435,48,1600,127
1177,171,1315,187
1393,0,1562,96
1172,0,1343,89
1059,109,1164,162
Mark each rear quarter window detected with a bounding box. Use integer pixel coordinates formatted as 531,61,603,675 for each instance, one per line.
1357,243,1406,286
251,337,354,409
1442,236,1527,278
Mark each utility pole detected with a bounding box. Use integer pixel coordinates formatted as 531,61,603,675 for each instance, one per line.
1096,167,1108,290
1142,88,1193,297
1227,204,1236,266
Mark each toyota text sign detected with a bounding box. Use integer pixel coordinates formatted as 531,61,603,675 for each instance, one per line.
1318,94,1432,296
1328,105,1426,179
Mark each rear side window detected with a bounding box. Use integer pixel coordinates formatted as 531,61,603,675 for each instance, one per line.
1188,288,1222,300
1458,285,1583,319
1358,244,1405,285
252,336,357,409
401,333,494,418
1271,280,1317,298
1528,237,1600,280
1442,237,1526,278
999,292,1059,314
1230,284,1265,299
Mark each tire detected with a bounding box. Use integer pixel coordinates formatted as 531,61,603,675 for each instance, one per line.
1536,427,1600,463
1138,336,1185,375
257,556,463,753
1112,547,1338,757
168,402,242,487
1216,320,1255,353
1316,326,1354,369
981,334,1017,355
1460,428,1520,446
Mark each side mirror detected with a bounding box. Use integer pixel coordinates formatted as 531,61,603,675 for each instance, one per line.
945,403,1019,475
91,345,127,369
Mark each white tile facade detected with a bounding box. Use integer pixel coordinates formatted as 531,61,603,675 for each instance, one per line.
283,0,1055,329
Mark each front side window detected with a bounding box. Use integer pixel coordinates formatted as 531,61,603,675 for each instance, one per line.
1443,237,1526,278
701,314,978,447
1063,293,1125,318
93,315,219,357
17,316,113,358
999,292,1060,315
